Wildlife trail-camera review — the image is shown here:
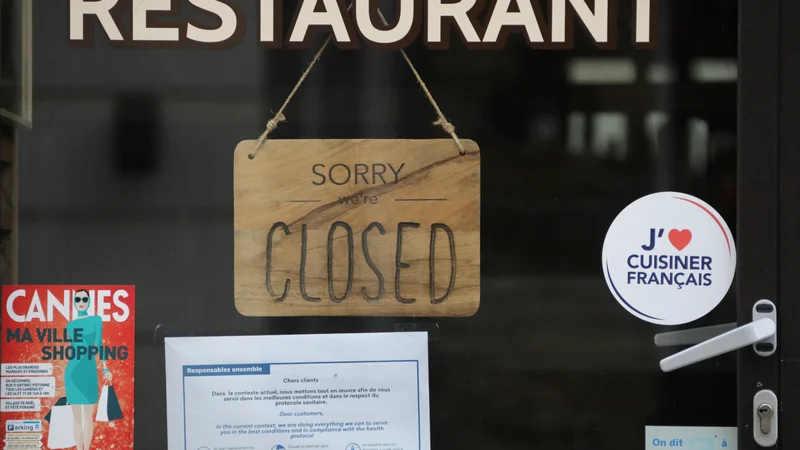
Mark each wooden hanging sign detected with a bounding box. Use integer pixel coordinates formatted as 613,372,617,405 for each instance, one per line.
234,139,480,317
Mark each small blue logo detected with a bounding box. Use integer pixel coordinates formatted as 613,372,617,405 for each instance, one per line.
272,446,286,450
346,444,361,450
5,421,41,433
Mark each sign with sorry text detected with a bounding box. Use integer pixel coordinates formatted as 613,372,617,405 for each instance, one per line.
234,139,480,317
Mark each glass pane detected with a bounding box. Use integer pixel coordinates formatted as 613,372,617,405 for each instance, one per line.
19,1,738,449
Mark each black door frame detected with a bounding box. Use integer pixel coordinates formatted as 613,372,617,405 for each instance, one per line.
777,0,800,447
738,0,797,448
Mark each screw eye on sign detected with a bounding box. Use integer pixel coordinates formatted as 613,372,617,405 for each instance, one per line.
234,139,480,317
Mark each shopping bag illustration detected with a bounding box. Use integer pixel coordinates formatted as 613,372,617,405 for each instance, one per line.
44,397,67,423
96,384,124,422
46,399,76,449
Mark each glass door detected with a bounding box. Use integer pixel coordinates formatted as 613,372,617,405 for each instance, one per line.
11,0,794,449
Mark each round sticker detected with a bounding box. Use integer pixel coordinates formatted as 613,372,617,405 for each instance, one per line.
602,192,736,325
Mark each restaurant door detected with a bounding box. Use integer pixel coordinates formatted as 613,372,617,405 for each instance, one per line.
6,0,800,449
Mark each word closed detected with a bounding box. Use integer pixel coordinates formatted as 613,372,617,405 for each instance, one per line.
234,139,480,317
69,0,656,49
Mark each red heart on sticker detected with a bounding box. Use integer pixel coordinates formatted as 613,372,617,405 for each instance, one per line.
668,229,692,251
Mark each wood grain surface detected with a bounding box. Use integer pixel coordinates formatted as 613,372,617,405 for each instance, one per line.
234,139,480,317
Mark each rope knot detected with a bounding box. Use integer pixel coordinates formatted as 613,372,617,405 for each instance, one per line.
249,114,288,159
434,119,456,135
434,119,465,155
267,113,286,132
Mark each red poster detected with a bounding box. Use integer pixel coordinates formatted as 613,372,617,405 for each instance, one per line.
1,286,135,450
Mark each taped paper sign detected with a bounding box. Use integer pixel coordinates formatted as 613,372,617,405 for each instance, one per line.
646,426,736,449
602,192,736,325
234,139,480,317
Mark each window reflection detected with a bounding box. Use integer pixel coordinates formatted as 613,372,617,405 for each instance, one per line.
691,58,738,82
568,58,637,84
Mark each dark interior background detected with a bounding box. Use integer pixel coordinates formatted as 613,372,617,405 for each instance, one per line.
19,1,738,448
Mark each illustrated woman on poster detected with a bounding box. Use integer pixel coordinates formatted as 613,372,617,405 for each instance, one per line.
65,289,113,450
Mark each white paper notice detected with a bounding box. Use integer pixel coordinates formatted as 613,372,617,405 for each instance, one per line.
165,332,430,450
645,426,737,449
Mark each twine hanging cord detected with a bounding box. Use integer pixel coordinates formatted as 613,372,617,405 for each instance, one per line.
249,7,465,159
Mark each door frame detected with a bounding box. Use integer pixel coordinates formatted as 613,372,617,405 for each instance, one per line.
777,0,800,447
738,0,797,448
0,0,33,128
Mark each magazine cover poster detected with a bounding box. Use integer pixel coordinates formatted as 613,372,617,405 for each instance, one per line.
1,285,135,449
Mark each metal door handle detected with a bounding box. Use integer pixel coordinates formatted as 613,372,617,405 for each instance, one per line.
655,299,777,372
659,318,775,371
